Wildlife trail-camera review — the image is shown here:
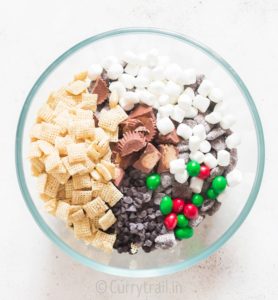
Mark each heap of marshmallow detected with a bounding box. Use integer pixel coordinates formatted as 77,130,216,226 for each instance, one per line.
87,50,242,189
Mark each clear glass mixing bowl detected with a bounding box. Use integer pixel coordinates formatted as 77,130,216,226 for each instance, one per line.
15,28,265,277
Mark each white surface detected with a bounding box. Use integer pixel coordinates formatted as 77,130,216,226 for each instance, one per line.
1,0,278,299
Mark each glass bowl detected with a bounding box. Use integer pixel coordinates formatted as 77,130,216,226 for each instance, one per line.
15,28,265,277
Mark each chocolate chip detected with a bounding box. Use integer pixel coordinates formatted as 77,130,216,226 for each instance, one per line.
206,126,226,141
210,136,226,151
200,199,215,212
207,166,225,182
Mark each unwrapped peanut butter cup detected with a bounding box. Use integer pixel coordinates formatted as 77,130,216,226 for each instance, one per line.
90,77,109,104
117,131,146,157
157,144,178,173
156,129,181,145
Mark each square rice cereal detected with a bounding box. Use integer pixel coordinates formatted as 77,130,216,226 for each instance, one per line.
100,182,123,207
67,143,86,163
69,120,95,140
72,190,92,205
98,210,117,231
65,179,73,199
44,153,61,173
62,156,87,176
72,174,91,189
44,174,60,198
66,80,88,96
83,197,108,218
39,122,61,144
73,217,92,239
55,201,70,222
37,104,54,122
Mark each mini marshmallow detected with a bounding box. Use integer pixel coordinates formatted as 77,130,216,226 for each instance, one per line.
204,153,218,168
214,101,227,114
158,94,170,106
217,150,230,167
123,91,139,104
146,49,159,67
107,63,123,80
138,66,152,79
122,50,139,65
176,123,192,140
119,97,135,111
137,89,155,106
165,81,183,98
175,170,189,184
183,87,195,99
225,133,241,149
134,76,150,88
183,68,197,85
220,114,236,129
192,95,210,113
226,169,242,187
157,55,170,66
190,177,204,193
88,64,103,80
208,87,223,103
109,81,126,97
170,159,186,174
148,81,165,95
102,56,118,70
184,106,198,118
153,100,160,110
189,135,201,152
199,140,211,153
170,105,186,123
124,63,139,76
197,79,214,97
158,104,174,118
137,53,148,66
164,63,183,83
118,74,135,89
157,117,175,135
193,124,206,140
189,151,205,163
152,65,166,81
178,94,192,111
205,111,222,124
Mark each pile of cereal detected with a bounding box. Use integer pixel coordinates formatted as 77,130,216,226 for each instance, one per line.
28,49,242,254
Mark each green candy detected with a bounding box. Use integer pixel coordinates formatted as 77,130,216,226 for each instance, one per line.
186,160,201,177
160,196,173,215
192,194,204,207
177,214,189,228
146,173,161,190
212,176,227,193
175,226,194,239
206,188,218,199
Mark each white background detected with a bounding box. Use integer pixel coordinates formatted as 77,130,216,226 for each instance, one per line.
1,0,278,299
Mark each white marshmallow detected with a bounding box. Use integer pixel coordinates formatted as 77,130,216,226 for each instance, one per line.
118,74,135,89
146,49,159,67
102,56,118,70
119,97,135,111
184,106,198,118
183,87,195,99
192,95,210,113
190,177,204,193
135,76,150,88
189,151,205,163
124,63,139,76
189,135,201,152
170,159,186,174
176,123,192,140
199,140,211,153
164,63,183,83
183,68,197,85
217,150,230,167
107,63,123,80
214,101,227,114
178,94,192,111
88,64,103,80
109,81,126,97
153,100,160,110
123,91,139,104
208,87,223,103
152,65,166,81
174,170,189,183
220,114,236,129
170,105,186,123
225,133,241,149
205,111,222,124
197,79,214,97
122,50,139,65
137,53,148,66
165,81,183,98
148,81,165,95
158,94,170,106
226,169,242,187
138,66,152,79
204,153,218,168
158,104,174,118
137,89,155,106
193,124,206,140
157,117,175,135
157,55,170,66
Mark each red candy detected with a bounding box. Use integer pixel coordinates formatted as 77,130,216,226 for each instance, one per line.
164,213,178,230
198,165,210,179
172,198,185,213
183,203,198,219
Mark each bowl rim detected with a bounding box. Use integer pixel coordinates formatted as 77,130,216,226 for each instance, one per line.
15,27,265,277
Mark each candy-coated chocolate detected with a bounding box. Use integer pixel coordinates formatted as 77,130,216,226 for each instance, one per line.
212,176,227,193
146,173,161,190
177,214,189,228
183,203,199,219
175,226,194,239
172,198,185,213
160,196,173,215
206,188,218,199
164,213,178,230
192,194,204,207
186,160,201,177
198,165,210,179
